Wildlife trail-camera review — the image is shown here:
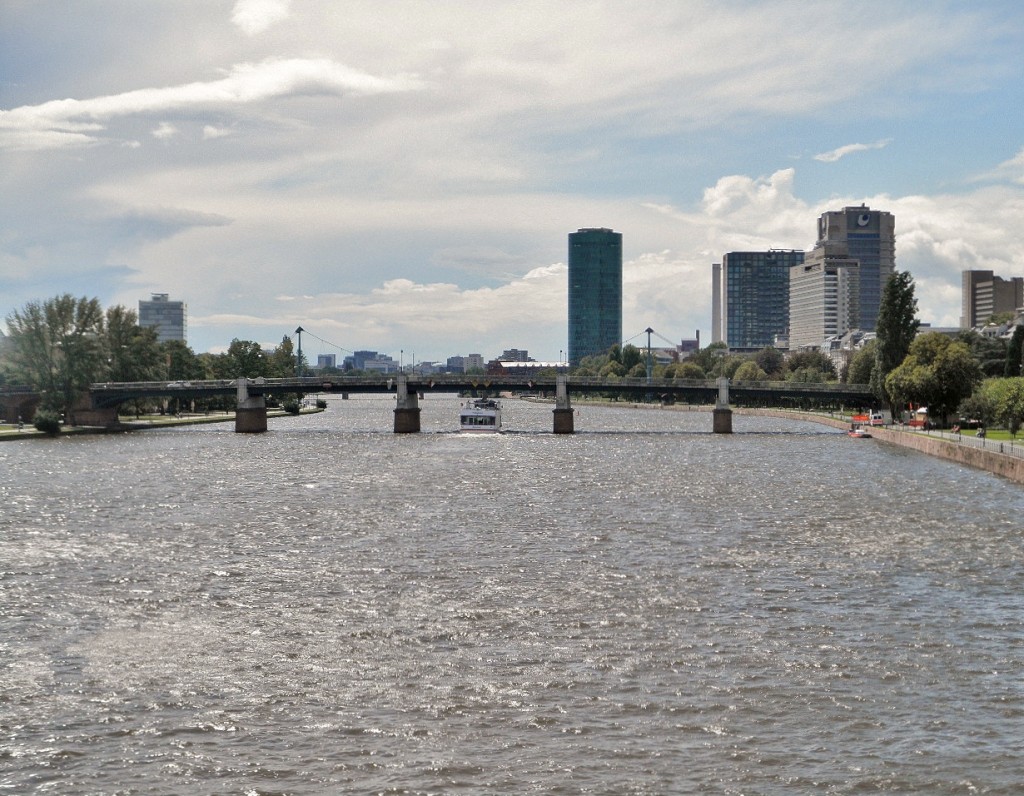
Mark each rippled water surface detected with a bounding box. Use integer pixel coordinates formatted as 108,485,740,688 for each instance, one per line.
2,396,1024,794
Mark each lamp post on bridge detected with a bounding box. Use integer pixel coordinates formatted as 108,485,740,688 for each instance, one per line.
644,327,654,383
294,326,304,378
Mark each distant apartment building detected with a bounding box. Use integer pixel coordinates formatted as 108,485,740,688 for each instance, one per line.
343,350,398,373
499,348,532,362
568,227,622,364
677,330,700,358
961,270,1024,328
713,250,804,352
316,354,336,369
138,293,187,343
446,353,486,373
788,241,861,350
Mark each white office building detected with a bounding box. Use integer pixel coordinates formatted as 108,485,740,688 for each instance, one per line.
138,293,187,343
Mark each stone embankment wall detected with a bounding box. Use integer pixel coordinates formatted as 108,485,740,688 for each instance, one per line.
738,408,1024,485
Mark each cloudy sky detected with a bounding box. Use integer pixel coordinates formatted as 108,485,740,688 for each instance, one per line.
3,1,1024,362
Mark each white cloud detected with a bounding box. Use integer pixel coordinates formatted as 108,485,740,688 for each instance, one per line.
813,139,893,163
0,58,423,151
232,0,292,35
151,122,178,141
989,147,1024,184
202,125,234,140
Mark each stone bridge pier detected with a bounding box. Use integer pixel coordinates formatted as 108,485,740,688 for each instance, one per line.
393,374,421,433
713,376,732,433
553,374,574,434
0,391,42,425
235,378,268,433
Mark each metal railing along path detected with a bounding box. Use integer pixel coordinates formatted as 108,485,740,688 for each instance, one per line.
907,427,1024,461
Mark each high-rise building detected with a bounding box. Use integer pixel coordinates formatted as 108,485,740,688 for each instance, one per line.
788,241,860,350
138,293,187,343
815,205,895,332
961,270,1024,328
713,250,804,351
711,263,722,344
568,227,622,364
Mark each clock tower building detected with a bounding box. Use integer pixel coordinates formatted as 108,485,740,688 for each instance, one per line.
815,205,896,332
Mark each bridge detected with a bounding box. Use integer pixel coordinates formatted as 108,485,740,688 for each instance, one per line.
78,374,877,433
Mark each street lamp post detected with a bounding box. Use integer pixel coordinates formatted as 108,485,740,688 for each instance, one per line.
295,326,304,378
645,327,654,383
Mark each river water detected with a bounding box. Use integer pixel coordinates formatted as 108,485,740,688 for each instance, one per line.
2,396,1024,795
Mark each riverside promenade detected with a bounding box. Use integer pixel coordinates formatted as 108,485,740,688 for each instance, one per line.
739,408,1024,485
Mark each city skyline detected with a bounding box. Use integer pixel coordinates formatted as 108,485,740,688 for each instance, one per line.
3,2,1024,359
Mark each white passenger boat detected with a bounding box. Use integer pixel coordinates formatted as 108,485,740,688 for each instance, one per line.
459,397,502,433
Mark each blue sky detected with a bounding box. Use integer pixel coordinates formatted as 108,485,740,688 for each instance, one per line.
2,1,1024,362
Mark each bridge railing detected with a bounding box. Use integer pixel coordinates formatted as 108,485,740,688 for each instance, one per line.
909,427,1024,461
90,378,241,391
89,374,876,395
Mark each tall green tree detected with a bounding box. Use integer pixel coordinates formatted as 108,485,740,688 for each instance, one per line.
1004,325,1024,377
986,377,1024,437
885,333,982,425
221,339,268,378
754,346,785,379
268,335,297,378
4,295,106,421
955,329,1007,378
163,340,206,382
872,271,919,413
621,344,643,372
105,305,163,383
733,360,768,381
687,342,728,374
674,362,707,380
845,339,877,385
784,350,837,382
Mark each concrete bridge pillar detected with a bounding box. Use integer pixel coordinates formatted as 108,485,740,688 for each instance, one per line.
553,374,574,434
1,392,42,425
70,393,120,427
713,376,732,433
393,373,421,433
235,378,268,433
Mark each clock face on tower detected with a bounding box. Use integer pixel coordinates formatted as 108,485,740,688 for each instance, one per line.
857,213,871,227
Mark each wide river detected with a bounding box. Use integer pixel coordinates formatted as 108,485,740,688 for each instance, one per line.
2,396,1024,795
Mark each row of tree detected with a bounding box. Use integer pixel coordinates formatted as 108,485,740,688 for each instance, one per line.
572,342,839,384
1,294,302,420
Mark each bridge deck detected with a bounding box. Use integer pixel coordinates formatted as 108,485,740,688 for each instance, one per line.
87,375,876,409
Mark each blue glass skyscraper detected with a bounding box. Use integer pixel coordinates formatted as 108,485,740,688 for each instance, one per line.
568,228,622,364
816,206,895,332
716,250,804,351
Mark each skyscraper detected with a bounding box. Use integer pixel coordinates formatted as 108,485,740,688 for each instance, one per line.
815,205,895,332
711,262,722,344
714,250,804,351
961,270,1024,328
138,293,187,343
788,241,860,350
568,228,622,364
